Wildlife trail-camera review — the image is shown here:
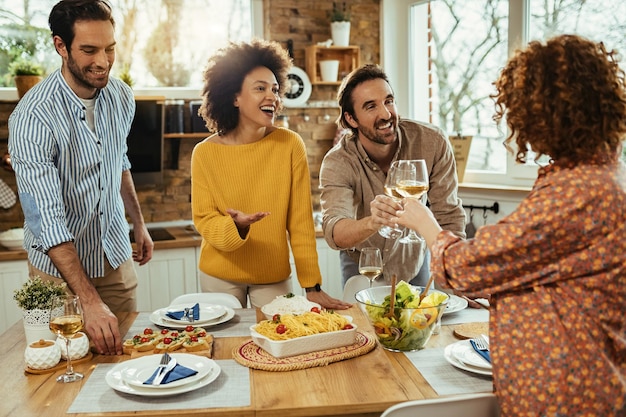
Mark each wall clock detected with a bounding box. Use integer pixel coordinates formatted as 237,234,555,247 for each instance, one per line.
283,66,312,108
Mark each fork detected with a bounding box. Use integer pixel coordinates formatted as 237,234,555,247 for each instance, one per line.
470,338,491,363
152,353,171,385
184,307,195,323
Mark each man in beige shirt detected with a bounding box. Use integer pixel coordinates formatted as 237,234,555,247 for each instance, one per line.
319,64,465,288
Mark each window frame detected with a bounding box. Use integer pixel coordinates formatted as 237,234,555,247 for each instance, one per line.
381,0,537,189
0,0,264,101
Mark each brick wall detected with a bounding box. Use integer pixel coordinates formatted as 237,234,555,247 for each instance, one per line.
0,0,381,226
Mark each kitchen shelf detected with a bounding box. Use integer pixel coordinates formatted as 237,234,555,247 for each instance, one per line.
305,45,360,85
164,133,208,139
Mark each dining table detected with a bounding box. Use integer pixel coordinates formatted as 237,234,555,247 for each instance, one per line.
0,303,492,417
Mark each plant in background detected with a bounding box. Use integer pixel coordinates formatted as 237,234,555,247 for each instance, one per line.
330,2,350,22
8,56,45,76
14,276,66,310
118,62,134,88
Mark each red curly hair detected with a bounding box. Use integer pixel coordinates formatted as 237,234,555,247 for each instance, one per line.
493,34,626,167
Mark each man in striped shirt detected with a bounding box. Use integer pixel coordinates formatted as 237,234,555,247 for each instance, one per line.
8,0,153,356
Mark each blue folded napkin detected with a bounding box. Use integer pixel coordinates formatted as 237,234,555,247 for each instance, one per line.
166,303,200,321
469,339,491,364
143,363,198,385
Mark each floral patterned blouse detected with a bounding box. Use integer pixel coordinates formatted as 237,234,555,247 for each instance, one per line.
431,162,626,417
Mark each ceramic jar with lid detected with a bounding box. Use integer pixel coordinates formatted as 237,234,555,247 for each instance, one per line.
24,339,61,370
55,332,90,360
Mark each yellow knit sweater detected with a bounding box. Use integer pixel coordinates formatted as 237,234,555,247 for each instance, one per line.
191,128,321,288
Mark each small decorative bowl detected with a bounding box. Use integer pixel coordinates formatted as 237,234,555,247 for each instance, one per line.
24,339,61,370
55,332,90,360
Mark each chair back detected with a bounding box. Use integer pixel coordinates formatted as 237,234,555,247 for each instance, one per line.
381,393,500,417
169,292,242,309
342,275,371,302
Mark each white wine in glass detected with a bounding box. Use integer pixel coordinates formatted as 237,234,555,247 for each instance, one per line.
378,161,404,239
395,159,429,244
359,247,383,287
49,295,84,383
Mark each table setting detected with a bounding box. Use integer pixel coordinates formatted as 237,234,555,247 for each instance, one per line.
3,282,495,417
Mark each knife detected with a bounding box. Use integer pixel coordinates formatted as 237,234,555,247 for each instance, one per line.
153,356,177,385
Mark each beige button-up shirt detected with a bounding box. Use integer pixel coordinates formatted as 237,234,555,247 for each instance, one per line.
319,119,466,283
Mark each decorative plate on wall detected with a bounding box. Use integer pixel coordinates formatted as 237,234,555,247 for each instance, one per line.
283,66,312,108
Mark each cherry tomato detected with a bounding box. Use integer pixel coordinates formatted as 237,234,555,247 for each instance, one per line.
276,324,287,334
190,336,198,342
198,331,207,337
140,337,150,343
161,329,169,334
170,332,179,338
343,324,354,330
272,314,281,322
185,325,194,332
133,335,142,341
143,328,153,335
163,337,172,344
310,307,321,313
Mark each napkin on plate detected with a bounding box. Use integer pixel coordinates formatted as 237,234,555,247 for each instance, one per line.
166,303,200,321
469,339,491,364
143,363,198,385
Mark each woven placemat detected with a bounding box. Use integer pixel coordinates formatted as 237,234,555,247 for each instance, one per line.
233,331,376,371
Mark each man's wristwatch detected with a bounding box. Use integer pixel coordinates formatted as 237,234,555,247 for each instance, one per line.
304,283,322,293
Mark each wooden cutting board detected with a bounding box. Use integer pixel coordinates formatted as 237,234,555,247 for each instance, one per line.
452,322,488,340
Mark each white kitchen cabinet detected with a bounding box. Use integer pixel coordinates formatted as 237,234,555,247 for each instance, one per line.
290,238,342,300
0,259,29,335
134,247,198,311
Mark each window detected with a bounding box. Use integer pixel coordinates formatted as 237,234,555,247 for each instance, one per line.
0,0,261,97
383,0,626,187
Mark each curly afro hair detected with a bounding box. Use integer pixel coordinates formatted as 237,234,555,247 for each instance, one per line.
198,39,292,135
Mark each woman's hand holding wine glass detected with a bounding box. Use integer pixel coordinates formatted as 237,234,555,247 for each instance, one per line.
395,159,429,244
359,247,383,288
49,295,84,383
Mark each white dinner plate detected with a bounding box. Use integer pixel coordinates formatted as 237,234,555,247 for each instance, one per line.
449,339,492,369
442,294,468,315
444,341,492,376
120,353,215,389
160,303,227,324
150,306,235,329
106,354,221,396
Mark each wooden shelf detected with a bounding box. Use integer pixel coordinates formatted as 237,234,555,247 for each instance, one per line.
305,45,360,85
163,132,208,139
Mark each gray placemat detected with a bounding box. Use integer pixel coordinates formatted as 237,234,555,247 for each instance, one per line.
125,308,257,339
441,306,488,326
67,359,250,413
404,347,493,396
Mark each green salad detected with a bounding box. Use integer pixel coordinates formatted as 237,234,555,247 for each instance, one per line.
363,281,447,351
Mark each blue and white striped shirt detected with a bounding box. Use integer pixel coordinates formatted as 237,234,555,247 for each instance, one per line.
8,69,136,278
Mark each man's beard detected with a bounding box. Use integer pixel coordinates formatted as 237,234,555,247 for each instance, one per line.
66,52,109,91
357,116,397,145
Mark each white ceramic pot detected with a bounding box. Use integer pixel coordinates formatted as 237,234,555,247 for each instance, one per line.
56,332,90,360
22,308,56,344
319,60,340,82
24,339,61,370
331,21,351,46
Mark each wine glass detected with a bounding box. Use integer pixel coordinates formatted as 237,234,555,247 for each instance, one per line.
395,159,429,244
378,161,404,239
359,247,383,287
49,295,84,383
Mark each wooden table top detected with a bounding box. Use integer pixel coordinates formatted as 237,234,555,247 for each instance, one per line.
0,306,477,417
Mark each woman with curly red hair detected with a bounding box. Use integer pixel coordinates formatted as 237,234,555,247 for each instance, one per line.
393,34,626,416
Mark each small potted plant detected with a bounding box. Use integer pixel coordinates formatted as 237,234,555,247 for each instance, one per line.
329,2,351,46
9,57,45,98
14,276,67,343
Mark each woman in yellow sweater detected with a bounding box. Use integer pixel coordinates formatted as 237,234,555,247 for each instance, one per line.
192,39,350,310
